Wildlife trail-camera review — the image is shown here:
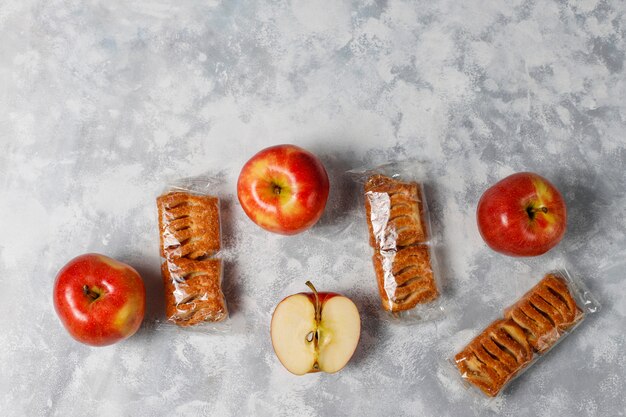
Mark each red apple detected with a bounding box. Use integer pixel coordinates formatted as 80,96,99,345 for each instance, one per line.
237,144,330,235
53,253,146,346
477,172,567,256
270,281,361,375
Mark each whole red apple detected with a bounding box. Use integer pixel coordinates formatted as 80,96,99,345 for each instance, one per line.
270,281,361,375
477,172,567,256
237,144,330,235
53,254,146,346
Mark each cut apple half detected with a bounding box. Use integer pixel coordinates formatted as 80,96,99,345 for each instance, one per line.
270,281,361,375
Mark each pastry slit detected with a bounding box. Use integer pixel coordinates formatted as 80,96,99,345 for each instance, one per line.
174,229,196,243
500,324,528,350
462,352,486,377
163,198,190,210
544,276,578,310
395,274,426,289
469,348,489,369
388,213,418,222
392,286,433,303
545,286,575,315
513,305,541,332
164,206,192,220
387,189,413,197
528,297,558,327
183,271,210,279
177,292,199,305
520,302,552,329
479,344,501,363
165,201,189,210
389,192,418,201
482,338,516,370
173,308,196,321
536,291,570,320
167,218,192,231
529,293,563,324
473,347,508,378
394,263,420,276
393,289,418,302
391,202,413,210
167,213,191,222
488,335,519,366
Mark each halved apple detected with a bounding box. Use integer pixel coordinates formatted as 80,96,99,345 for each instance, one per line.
270,281,361,375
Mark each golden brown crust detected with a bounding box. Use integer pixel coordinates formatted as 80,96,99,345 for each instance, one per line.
372,244,438,312
157,192,220,260
364,174,437,311
504,273,583,352
364,174,427,249
162,259,228,326
455,319,533,397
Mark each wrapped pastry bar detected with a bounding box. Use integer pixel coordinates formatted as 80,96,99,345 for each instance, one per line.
372,244,438,311
454,318,532,397
162,258,227,326
157,190,228,326
157,191,221,260
364,174,439,312
365,174,428,250
503,273,583,353
454,273,591,397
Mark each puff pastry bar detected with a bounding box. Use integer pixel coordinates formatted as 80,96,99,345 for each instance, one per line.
162,258,228,326
504,274,583,353
455,319,533,397
373,244,438,311
365,174,427,250
157,191,220,260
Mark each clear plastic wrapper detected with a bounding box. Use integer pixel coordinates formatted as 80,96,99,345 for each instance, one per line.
156,176,229,329
451,268,600,398
349,160,445,323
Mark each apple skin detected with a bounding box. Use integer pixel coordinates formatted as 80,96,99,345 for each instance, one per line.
477,172,567,257
237,144,330,235
303,291,339,309
53,254,146,346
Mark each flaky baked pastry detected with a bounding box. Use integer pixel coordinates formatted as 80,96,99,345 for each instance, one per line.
455,319,533,397
157,192,220,260
364,174,438,312
373,244,438,311
504,274,583,353
456,273,584,396
157,190,227,326
162,258,228,326
365,174,427,249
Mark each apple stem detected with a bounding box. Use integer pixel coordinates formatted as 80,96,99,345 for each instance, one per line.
305,281,321,324
83,285,100,301
527,206,548,219
273,185,281,195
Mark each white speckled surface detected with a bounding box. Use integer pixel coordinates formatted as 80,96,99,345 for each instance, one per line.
1,0,625,416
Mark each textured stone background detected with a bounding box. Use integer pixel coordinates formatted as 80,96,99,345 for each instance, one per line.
1,0,625,416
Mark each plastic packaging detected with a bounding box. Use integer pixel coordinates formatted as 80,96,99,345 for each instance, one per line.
451,268,600,398
349,160,444,323
156,176,229,328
